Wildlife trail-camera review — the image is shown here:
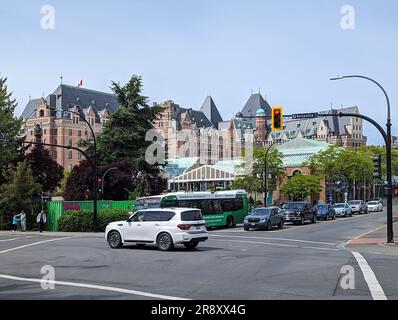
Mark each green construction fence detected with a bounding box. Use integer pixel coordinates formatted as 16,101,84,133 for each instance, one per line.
46,200,136,231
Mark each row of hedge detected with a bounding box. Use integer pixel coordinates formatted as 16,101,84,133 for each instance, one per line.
57,209,131,232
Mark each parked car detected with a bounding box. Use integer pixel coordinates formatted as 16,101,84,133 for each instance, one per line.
371,198,384,206
333,203,352,217
366,201,383,212
105,208,208,251
315,203,336,221
244,207,284,231
281,202,317,225
349,200,368,214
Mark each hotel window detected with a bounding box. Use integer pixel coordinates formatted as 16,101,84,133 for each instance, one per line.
78,152,82,160
68,151,73,159
68,139,72,147
69,129,73,136
78,130,81,137
43,129,47,134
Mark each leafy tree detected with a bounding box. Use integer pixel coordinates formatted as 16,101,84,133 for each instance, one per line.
360,145,398,177
0,77,22,184
281,174,323,200
0,161,41,229
232,147,284,194
97,75,165,195
26,144,64,193
64,160,93,201
64,158,135,201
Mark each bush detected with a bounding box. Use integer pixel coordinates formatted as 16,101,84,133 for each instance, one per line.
57,209,130,232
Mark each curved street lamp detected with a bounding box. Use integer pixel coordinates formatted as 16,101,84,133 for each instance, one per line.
330,75,394,243
102,167,118,198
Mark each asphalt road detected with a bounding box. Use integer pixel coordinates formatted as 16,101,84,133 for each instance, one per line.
0,208,397,300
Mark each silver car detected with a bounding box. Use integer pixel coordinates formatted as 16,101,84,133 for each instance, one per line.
333,203,352,217
366,201,383,212
349,200,367,214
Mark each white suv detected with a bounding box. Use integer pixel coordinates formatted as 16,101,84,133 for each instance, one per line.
105,208,208,251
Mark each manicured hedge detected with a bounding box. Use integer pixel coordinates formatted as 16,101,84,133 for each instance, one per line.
57,209,130,232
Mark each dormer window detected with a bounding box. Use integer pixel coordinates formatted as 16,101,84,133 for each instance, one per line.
39,110,45,117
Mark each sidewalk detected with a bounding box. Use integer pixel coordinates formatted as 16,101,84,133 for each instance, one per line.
0,231,104,237
345,212,398,254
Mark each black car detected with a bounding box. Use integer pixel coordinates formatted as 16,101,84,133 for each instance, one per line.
282,202,317,225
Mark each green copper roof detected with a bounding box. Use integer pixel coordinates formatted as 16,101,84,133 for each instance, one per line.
276,138,332,167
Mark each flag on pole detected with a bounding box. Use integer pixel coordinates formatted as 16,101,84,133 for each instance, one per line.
78,80,83,87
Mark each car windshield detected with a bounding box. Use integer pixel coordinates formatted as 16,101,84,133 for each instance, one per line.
283,203,305,210
334,204,345,208
251,208,273,215
135,197,161,209
349,201,361,205
368,201,378,205
317,205,329,209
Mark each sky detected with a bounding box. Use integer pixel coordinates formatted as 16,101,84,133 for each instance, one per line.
1,0,397,145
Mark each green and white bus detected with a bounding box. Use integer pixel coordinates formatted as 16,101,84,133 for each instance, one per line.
135,190,249,228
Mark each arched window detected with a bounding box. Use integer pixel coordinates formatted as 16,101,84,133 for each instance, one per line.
39,110,45,117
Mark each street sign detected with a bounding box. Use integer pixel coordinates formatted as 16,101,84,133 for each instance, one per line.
291,113,319,120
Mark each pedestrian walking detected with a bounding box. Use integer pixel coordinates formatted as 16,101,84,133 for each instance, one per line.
19,210,27,232
37,210,47,233
12,214,18,232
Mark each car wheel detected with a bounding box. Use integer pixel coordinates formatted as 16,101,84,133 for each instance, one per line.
332,214,336,220
184,241,199,250
226,216,235,228
157,233,174,251
300,215,305,225
278,219,284,229
107,231,123,249
244,226,250,231
266,220,272,231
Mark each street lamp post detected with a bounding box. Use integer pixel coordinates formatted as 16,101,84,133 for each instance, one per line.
330,75,394,243
101,167,118,198
65,110,98,231
236,112,276,206
264,141,277,206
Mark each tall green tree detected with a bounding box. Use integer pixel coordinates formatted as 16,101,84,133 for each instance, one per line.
97,75,165,194
26,144,64,193
281,174,323,200
0,77,22,184
232,147,284,194
0,160,41,229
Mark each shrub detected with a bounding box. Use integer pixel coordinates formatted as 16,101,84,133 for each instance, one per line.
57,209,130,232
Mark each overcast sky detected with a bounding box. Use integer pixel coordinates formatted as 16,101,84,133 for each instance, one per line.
1,0,397,144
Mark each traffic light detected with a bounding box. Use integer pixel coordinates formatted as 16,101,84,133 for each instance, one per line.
373,156,382,179
271,106,283,131
97,178,102,194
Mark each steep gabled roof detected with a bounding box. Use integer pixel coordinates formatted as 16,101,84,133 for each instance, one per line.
241,93,272,127
200,96,223,129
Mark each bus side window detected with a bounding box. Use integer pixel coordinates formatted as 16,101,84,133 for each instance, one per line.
211,200,222,214
200,201,212,215
233,199,244,211
221,199,234,212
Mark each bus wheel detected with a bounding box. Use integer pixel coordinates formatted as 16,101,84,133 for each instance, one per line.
226,216,235,228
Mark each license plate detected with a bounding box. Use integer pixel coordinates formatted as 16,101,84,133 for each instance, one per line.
251,223,256,226
194,226,201,230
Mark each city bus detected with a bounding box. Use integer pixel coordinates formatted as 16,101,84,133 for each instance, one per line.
135,190,249,228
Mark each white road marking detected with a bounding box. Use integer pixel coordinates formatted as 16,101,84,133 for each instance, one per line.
210,234,336,246
0,237,76,254
0,237,34,243
210,238,339,251
352,251,387,300
0,273,189,300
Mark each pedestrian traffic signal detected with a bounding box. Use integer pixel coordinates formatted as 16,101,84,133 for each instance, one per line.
373,156,382,179
271,106,283,131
